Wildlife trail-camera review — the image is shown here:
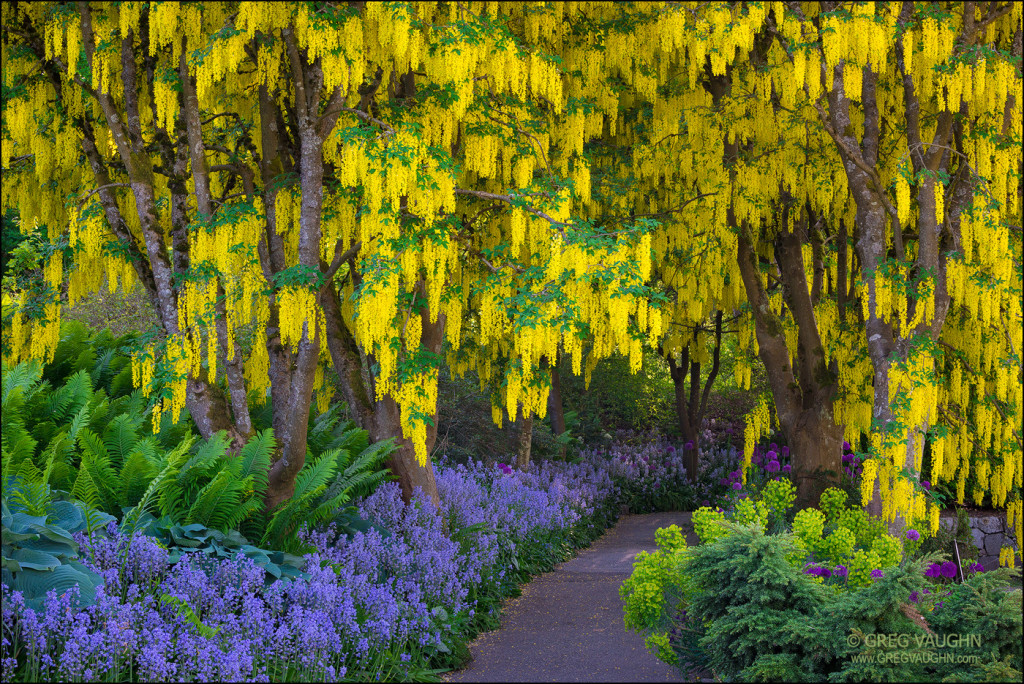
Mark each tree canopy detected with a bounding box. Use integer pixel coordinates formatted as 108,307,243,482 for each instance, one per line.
2,2,1021,526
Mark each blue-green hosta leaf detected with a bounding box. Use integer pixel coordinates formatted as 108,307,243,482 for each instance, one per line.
7,548,61,571
18,535,78,560
9,512,49,533
25,522,77,547
47,501,85,533
9,562,102,611
2,527,40,544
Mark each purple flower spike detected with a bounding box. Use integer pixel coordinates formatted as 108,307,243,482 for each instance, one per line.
906,529,920,542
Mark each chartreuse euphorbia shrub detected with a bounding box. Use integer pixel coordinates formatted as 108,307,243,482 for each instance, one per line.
623,520,1022,681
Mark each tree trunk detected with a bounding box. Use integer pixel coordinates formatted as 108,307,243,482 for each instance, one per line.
735,209,842,508
668,349,700,482
546,357,566,458
321,279,442,506
516,407,533,471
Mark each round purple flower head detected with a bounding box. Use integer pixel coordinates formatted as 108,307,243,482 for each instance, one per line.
684,441,694,450
924,562,942,579
732,482,742,491
834,564,848,578
767,450,778,462
766,460,780,474
782,464,791,473
921,480,931,490
905,529,920,542
870,569,884,579
940,561,958,579
781,446,789,458
843,441,852,452
968,563,984,573
770,443,778,451
719,478,729,486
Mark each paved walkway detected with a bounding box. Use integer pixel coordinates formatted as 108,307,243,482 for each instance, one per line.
445,512,698,683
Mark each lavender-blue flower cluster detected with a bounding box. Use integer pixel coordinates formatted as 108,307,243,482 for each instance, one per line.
3,457,620,683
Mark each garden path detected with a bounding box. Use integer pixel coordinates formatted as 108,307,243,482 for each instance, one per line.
444,512,698,683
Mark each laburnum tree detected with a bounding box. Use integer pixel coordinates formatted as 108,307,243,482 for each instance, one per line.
593,2,1021,526
2,1,1021,550
0,1,675,510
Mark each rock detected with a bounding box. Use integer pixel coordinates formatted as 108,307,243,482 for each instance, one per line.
984,533,1004,557
971,526,985,548
975,515,1005,535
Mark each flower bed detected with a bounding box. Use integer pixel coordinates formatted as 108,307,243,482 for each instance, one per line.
2,457,619,683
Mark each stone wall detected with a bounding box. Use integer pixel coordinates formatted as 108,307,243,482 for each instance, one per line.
938,510,1020,571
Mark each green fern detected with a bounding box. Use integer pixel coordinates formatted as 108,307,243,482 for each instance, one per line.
103,414,142,465
120,435,197,540
69,466,103,510
117,450,157,509
186,468,246,530
261,452,335,548
9,480,51,517
235,429,274,498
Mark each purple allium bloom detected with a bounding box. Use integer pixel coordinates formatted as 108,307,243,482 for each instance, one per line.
843,441,852,452
925,563,942,579
770,443,778,451
732,482,742,491
906,529,920,542
767,450,778,462
765,461,780,474
782,464,791,473
804,565,822,576
940,561,958,579
781,446,789,457
684,441,694,450
719,478,729,486
701,500,711,507
968,563,984,573
909,591,919,603
834,565,848,578
871,569,884,579
921,480,931,490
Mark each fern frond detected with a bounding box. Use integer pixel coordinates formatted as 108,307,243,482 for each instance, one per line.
262,452,335,546
120,435,196,539
235,429,274,498
103,414,141,464
69,466,103,510
117,450,157,509
186,468,244,531
9,480,51,517
220,493,263,532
